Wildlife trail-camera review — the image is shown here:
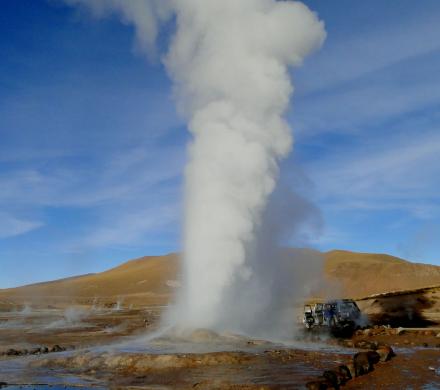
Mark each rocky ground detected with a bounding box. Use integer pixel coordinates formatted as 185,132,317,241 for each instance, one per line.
0,305,439,389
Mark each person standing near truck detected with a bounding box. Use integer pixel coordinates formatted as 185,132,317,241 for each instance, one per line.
324,303,334,325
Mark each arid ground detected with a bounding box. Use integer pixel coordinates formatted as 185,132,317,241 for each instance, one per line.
1,250,440,389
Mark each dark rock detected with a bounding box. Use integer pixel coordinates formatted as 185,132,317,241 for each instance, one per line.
30,347,41,355
338,364,352,381
41,346,49,354
353,352,372,376
6,348,19,356
323,370,341,388
51,344,65,353
376,345,395,362
367,350,380,364
0,382,8,388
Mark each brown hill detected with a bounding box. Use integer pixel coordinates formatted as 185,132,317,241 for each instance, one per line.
324,250,440,298
1,250,439,308
0,254,179,308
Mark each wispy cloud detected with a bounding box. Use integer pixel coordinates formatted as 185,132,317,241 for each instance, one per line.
297,6,440,94
294,66,440,136
0,143,184,245
307,130,440,218
0,213,43,238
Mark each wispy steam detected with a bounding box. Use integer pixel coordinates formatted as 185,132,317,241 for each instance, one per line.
63,0,326,335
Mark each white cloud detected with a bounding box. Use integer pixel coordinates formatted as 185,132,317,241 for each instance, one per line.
0,213,43,238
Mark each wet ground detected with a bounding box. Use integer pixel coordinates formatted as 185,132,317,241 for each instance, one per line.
0,306,440,389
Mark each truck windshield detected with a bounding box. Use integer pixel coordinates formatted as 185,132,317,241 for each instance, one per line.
340,302,357,311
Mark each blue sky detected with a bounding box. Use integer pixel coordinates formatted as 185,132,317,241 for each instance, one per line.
1,0,440,287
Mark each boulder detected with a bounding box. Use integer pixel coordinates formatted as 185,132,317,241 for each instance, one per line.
323,370,341,388
353,351,378,376
338,365,352,381
376,345,394,362
366,350,381,365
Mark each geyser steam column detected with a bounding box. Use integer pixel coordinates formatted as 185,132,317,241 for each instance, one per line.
64,0,325,333
168,1,325,331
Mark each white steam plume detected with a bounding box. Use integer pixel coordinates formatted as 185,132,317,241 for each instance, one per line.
63,0,326,335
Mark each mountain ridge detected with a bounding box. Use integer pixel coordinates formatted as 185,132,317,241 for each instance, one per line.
1,250,439,306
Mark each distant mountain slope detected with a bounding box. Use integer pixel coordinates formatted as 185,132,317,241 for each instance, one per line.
1,250,439,307
0,254,179,307
325,250,440,298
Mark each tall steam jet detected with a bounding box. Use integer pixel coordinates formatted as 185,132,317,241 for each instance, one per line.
65,0,325,334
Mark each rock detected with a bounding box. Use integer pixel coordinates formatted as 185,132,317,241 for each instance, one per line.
354,340,378,350
363,329,372,336
342,340,354,348
436,333,440,338
323,370,342,388
422,342,429,348
0,382,8,388
338,365,352,381
376,345,394,362
367,350,381,365
396,327,405,335
345,362,356,379
41,346,49,354
353,352,370,376
51,345,65,353
353,351,378,376
30,347,41,355
6,348,19,356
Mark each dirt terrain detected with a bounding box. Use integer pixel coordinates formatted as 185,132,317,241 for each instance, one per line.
1,250,440,388
0,305,440,389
